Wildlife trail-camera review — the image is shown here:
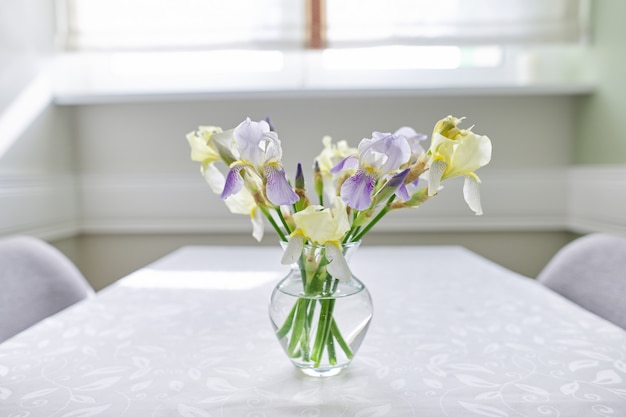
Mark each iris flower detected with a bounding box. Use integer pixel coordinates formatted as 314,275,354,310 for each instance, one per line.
221,118,298,207
187,125,265,241
331,131,411,210
281,197,352,281
426,116,492,215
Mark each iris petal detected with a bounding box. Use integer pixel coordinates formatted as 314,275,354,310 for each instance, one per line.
251,206,264,241
264,165,299,206
325,242,351,281
427,160,447,196
330,155,359,174
203,163,225,194
340,169,376,210
396,184,411,201
281,234,304,265
221,165,244,200
463,175,483,216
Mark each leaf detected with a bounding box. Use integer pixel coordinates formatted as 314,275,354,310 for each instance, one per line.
199,396,231,404
206,377,238,392
71,395,96,404
376,366,390,379
83,366,129,377
129,368,151,381
178,404,212,417
514,384,550,396
456,374,499,388
75,377,121,391
614,360,626,373
575,350,613,361
354,403,393,417
556,339,593,347
132,356,151,368
390,379,406,390
475,391,501,400
59,404,112,417
483,344,500,354
21,387,59,399
608,388,626,399
169,380,184,391
292,388,320,401
592,369,622,385
568,359,599,372
0,387,12,400
448,363,495,374
504,343,532,351
426,365,447,378
422,378,442,389
214,367,250,378
560,382,579,395
458,401,509,417
415,344,446,351
188,368,202,380
429,354,449,365
131,380,153,392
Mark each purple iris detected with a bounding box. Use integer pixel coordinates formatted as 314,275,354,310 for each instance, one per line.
332,131,411,210
221,118,298,207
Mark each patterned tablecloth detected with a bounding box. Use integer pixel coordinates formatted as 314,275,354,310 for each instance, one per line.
1,245,626,417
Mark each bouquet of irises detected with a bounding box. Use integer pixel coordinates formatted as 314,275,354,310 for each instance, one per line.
187,115,492,369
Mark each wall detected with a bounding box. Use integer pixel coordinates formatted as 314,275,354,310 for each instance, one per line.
568,1,626,234
0,0,79,239
575,1,626,164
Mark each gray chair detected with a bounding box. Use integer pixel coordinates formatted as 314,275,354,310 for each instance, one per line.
537,233,626,329
0,235,94,342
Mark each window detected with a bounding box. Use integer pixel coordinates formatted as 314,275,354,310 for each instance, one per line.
57,0,590,51
57,0,304,51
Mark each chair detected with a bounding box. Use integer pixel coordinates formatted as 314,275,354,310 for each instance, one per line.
0,235,94,343
537,233,626,329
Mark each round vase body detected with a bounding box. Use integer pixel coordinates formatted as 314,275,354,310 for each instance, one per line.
269,242,373,377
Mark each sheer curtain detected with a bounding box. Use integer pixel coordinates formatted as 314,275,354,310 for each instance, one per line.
326,0,589,46
58,0,304,50
57,0,589,51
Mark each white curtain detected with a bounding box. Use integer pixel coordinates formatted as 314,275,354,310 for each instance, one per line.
60,0,304,50
58,0,589,51
326,0,589,46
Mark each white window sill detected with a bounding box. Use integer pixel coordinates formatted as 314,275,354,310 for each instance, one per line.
52,47,596,105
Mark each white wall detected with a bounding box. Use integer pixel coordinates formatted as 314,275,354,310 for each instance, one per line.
0,0,79,239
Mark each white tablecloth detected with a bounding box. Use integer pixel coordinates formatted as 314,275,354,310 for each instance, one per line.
1,246,626,416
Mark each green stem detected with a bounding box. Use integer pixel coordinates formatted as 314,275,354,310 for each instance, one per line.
275,301,297,339
275,208,292,235
351,197,395,242
287,298,310,357
327,329,337,366
331,318,353,359
311,297,336,366
259,205,287,241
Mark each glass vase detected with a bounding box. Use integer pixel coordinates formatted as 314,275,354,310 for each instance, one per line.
268,241,373,377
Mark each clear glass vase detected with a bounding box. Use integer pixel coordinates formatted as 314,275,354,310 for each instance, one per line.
269,241,373,377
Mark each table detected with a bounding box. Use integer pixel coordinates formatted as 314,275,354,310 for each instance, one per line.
1,245,626,416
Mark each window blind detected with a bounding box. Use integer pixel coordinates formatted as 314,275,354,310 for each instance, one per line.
326,0,590,47
57,0,590,51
